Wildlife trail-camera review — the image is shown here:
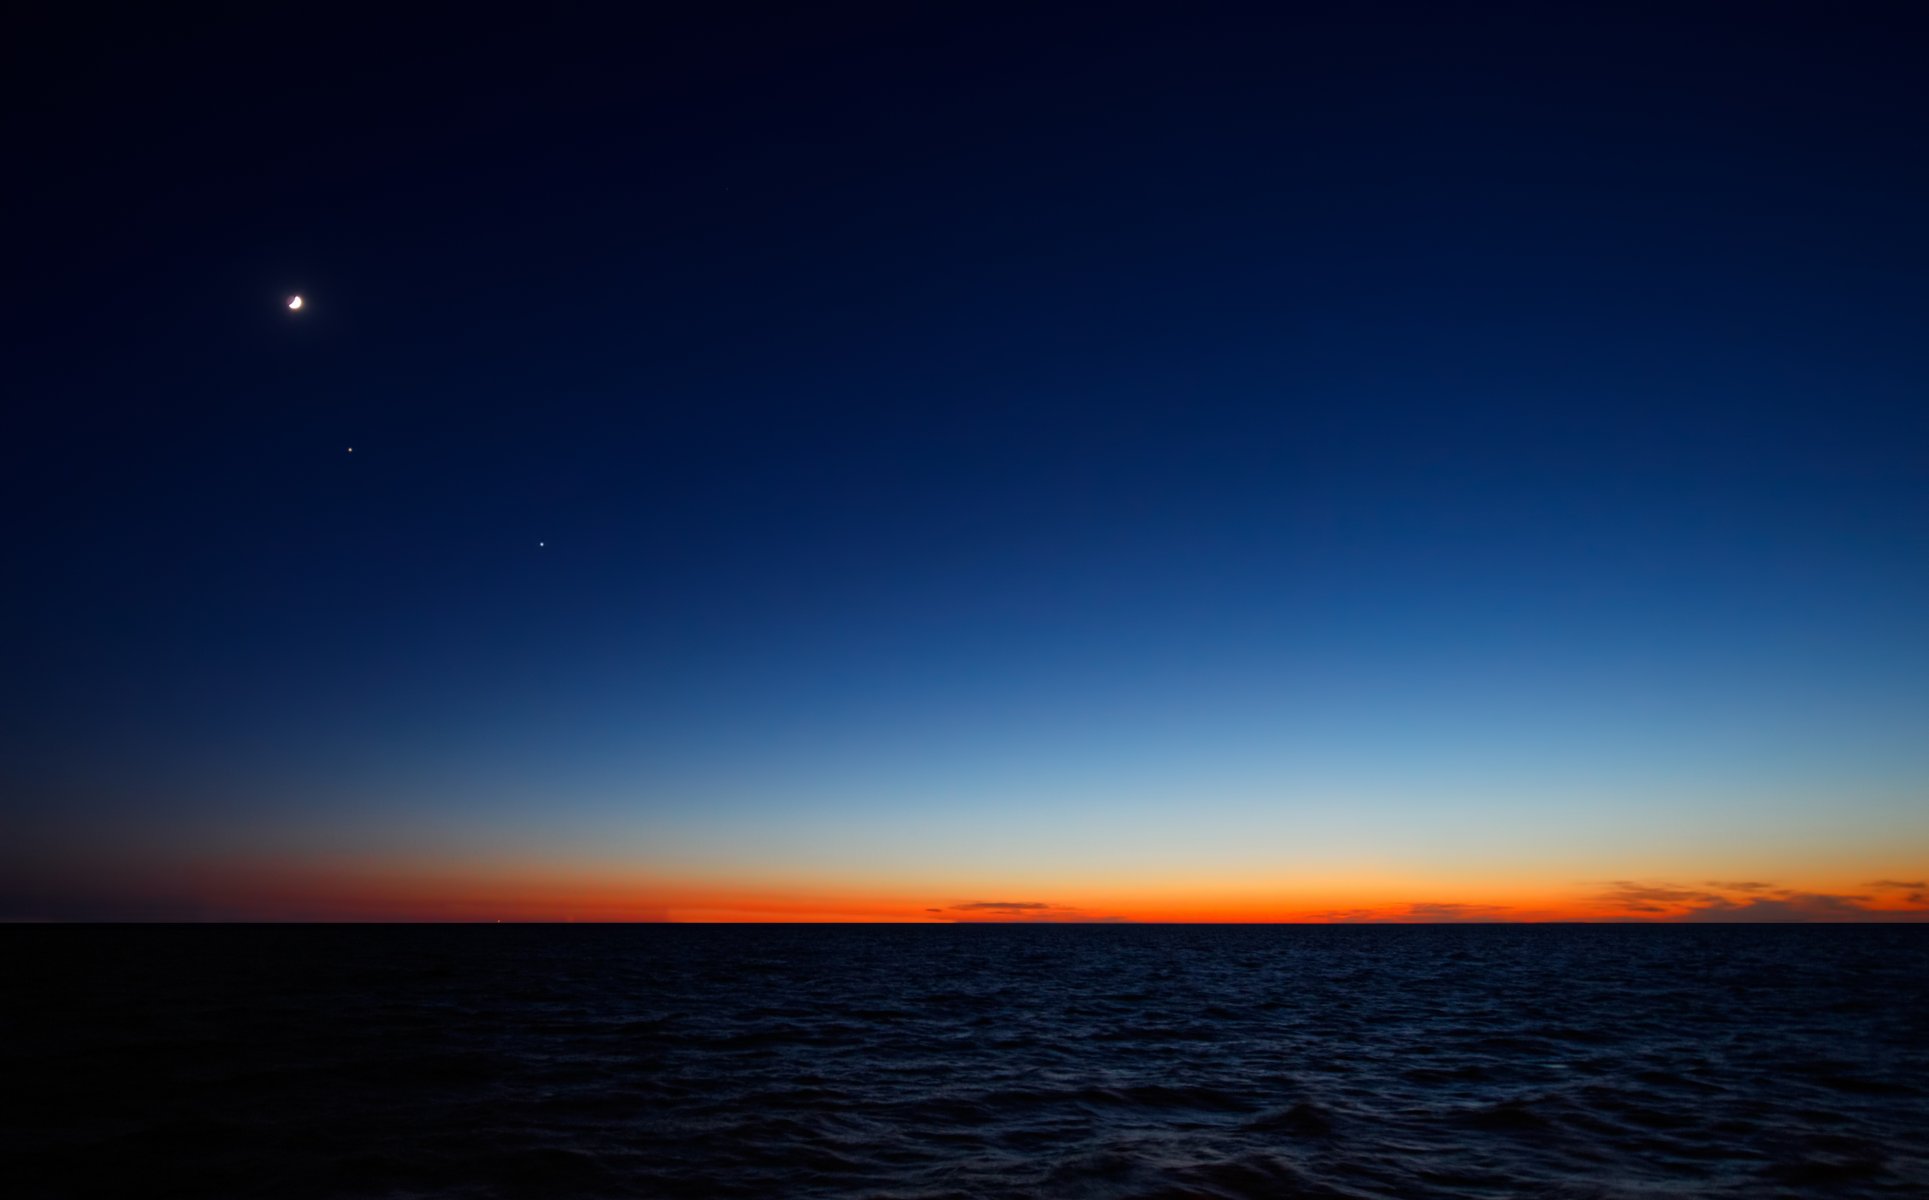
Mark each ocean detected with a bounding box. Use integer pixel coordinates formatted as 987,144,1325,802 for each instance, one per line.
4,924,1925,1198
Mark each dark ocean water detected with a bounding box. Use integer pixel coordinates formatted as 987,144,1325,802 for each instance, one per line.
3,925,1926,1199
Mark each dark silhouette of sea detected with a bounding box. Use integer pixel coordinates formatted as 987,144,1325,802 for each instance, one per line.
3,924,1925,1198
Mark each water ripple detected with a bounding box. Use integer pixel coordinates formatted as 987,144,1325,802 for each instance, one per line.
2,925,1926,1198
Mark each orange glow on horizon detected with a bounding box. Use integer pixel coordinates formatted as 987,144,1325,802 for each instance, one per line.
8,850,1924,924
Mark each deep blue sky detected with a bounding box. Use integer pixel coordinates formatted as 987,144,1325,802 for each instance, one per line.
5,3,1927,918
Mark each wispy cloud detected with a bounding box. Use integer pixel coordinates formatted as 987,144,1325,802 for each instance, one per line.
1596,879,1929,923
943,900,1129,923
1309,902,1518,923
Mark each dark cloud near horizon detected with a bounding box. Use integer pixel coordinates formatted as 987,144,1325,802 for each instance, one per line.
951,901,1054,911
1603,882,1725,905
1307,908,1380,922
1867,880,1929,905
1406,903,1510,922
1680,893,1882,923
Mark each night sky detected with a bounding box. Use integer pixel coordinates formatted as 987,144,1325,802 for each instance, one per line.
6,3,1927,921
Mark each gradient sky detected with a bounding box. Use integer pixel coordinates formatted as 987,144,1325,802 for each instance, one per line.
5,3,1927,921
